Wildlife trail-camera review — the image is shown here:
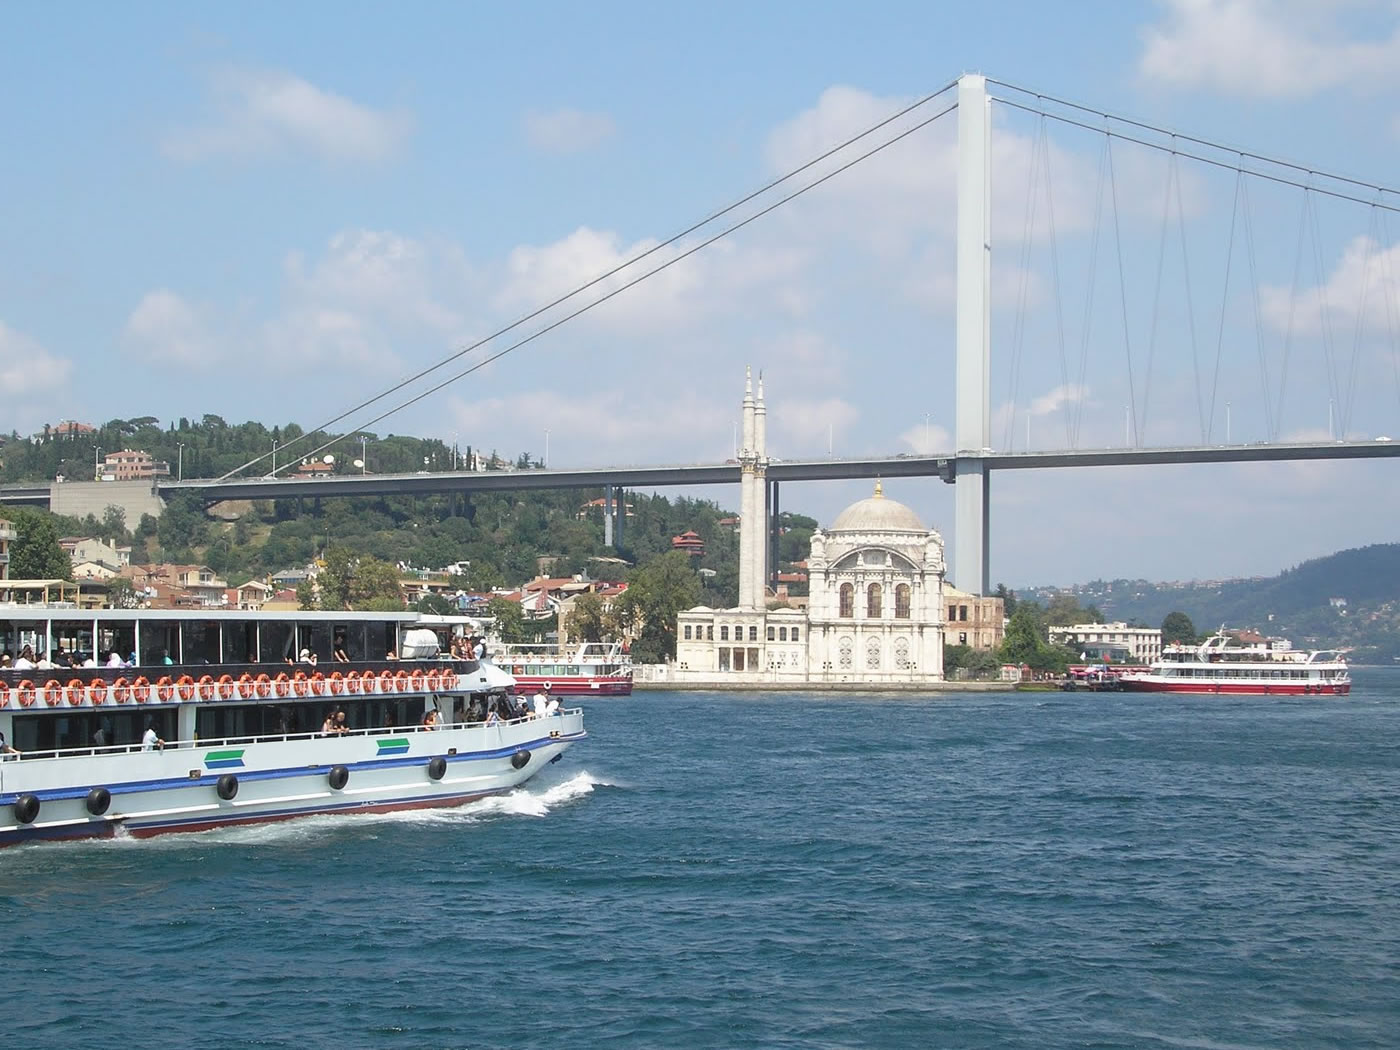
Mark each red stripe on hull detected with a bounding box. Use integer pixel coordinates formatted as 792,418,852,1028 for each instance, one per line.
1119,680,1350,695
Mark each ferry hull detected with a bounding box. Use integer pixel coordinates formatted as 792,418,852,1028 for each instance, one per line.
0,713,584,848
512,676,632,697
1119,678,1350,696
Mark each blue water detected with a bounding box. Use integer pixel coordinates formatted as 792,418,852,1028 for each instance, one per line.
7,673,1400,1049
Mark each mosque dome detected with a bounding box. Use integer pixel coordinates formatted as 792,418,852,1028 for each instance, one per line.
829,482,926,533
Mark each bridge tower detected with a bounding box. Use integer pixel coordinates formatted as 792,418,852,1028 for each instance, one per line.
954,73,991,595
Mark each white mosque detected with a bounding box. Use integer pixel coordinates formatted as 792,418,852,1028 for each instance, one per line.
673,371,952,684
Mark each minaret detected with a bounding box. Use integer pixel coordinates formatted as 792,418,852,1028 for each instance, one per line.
738,368,757,609
752,373,768,606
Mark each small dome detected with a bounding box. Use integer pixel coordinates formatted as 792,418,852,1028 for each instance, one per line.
829,483,926,533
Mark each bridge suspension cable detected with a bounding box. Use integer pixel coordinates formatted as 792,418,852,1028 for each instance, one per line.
267,100,961,474
219,79,961,479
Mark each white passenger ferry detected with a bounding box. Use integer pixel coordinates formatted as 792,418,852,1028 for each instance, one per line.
0,608,585,846
1118,630,1351,696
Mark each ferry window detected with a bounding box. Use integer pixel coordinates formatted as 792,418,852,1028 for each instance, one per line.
779,627,787,641
895,584,911,619
840,584,854,618
187,620,221,665
141,620,182,666
867,584,882,618
720,626,729,641
767,626,775,641
684,625,693,640
791,628,800,643
749,626,758,642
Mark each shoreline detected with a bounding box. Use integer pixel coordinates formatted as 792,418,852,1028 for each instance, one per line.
632,679,1009,693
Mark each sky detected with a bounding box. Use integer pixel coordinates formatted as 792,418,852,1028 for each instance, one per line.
2,1,1399,589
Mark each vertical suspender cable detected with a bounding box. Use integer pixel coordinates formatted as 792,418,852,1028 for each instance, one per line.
1239,175,1276,443
1208,170,1245,444
1105,133,1138,446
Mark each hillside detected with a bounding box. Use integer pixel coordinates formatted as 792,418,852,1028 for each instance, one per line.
1022,544,1400,664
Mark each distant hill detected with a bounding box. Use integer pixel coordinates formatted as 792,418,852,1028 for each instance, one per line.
1021,544,1400,664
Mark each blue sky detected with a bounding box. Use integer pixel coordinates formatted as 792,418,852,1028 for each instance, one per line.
3,1,1399,588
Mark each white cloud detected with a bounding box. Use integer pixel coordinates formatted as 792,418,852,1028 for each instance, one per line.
523,108,617,154
164,67,413,162
122,290,222,368
0,320,73,396
899,418,954,454
772,396,860,452
1139,0,1400,98
1260,234,1400,336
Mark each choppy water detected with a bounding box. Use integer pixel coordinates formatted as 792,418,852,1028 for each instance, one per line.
6,672,1400,1049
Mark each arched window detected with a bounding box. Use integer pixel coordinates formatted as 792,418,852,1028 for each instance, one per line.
867,583,882,618
684,625,693,640
720,625,729,641
749,626,758,642
839,583,854,618
767,626,775,641
791,628,800,642
779,627,787,641
895,584,910,619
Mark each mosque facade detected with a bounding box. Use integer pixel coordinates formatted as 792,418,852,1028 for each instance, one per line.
673,372,949,684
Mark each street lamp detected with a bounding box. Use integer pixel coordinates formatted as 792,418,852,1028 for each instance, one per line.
359,435,368,474
544,428,550,469
94,446,102,481
177,442,185,482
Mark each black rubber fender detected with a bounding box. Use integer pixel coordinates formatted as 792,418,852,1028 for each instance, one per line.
216,773,240,801
14,793,40,825
328,765,350,790
85,787,112,816
511,750,531,770
427,756,447,781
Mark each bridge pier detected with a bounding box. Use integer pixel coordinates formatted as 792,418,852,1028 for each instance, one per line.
954,72,991,594
604,484,614,547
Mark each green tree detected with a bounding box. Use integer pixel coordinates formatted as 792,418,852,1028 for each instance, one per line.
564,592,609,643
487,596,528,644
994,583,1018,616
1161,611,1198,645
318,546,355,610
4,507,72,579
614,551,701,662
296,578,317,610
348,556,403,609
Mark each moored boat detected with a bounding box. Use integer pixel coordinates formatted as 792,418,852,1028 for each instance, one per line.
0,608,585,846
1118,630,1350,696
496,641,633,696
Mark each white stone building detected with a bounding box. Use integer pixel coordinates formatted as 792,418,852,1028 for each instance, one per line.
673,372,948,684
1048,621,1162,665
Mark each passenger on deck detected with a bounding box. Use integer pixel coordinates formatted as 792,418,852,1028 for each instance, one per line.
532,683,552,717
386,649,398,661
473,636,486,661
15,646,36,671
333,635,350,663
0,729,19,758
422,709,440,730
322,709,348,735
106,650,126,668
299,648,318,666
141,722,165,751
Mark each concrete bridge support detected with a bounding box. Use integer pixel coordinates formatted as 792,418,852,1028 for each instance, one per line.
954,73,991,594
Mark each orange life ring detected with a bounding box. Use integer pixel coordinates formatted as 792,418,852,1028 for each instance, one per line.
292,671,309,697
273,672,291,697
156,676,176,702
343,670,361,694
45,679,65,706
89,678,108,706
218,674,236,700
362,670,377,692
16,679,36,707
255,673,272,699
177,675,197,701
132,676,151,703
310,671,327,697
238,672,255,700
197,675,216,701
67,677,87,706
378,670,395,694
395,670,411,693
111,677,131,704
0,682,8,708
438,668,456,690
329,671,345,695
409,669,426,692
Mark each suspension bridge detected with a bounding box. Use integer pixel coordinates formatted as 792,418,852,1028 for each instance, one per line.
7,75,1398,593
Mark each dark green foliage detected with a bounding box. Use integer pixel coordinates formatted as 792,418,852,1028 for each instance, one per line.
1160,611,1198,645
2,506,72,580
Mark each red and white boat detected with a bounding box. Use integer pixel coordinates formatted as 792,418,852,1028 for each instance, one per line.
1119,631,1350,696
495,642,633,697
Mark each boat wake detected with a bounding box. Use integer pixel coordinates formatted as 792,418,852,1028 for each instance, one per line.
49,769,619,853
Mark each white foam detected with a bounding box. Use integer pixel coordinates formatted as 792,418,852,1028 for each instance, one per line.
41,769,617,853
